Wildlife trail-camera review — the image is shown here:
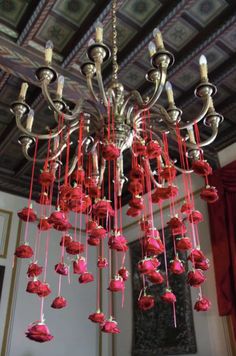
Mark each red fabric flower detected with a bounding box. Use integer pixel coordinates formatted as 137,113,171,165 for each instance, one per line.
36,192,50,205
54,220,72,231
138,295,155,311
15,244,34,258
73,257,87,274
27,263,43,278
167,216,183,229
146,228,160,238
37,282,51,297
26,280,42,294
150,256,161,269
188,249,206,263
18,207,37,222
200,186,219,203
39,170,55,187
151,190,163,204
108,233,128,252
188,210,203,224
89,226,107,239
187,269,206,287
59,184,72,201
37,218,52,231
79,272,94,284
118,267,129,281
89,311,105,324
60,234,72,247
84,177,97,188
102,143,120,160
108,276,124,292
51,296,67,309
160,166,176,182
138,258,155,274
97,257,108,268
161,290,176,303
146,140,161,159
129,196,144,210
152,186,178,201
194,297,211,312
128,180,143,195
71,167,85,184
145,237,164,255
101,319,120,334
126,207,142,217
192,160,212,176
129,166,144,180
93,200,114,218
66,241,84,255
169,258,185,274
147,270,164,284
176,237,192,251
87,237,100,246
171,224,187,236
86,220,98,232
140,219,152,232
55,262,69,276
88,186,101,199
48,210,66,224
132,140,147,156
195,259,210,271
180,202,193,215
25,322,53,343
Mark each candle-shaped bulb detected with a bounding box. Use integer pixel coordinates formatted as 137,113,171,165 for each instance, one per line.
56,75,64,98
88,38,95,47
199,55,208,81
19,82,29,100
45,40,53,65
165,81,174,105
26,109,34,132
153,27,164,49
95,21,103,43
148,41,156,57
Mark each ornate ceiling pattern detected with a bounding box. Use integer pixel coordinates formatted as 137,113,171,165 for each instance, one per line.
0,0,235,201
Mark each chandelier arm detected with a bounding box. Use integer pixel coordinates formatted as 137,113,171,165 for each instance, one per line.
41,80,82,121
99,157,106,187
142,66,167,111
21,141,67,163
180,124,219,149
15,113,65,140
55,155,78,183
120,91,145,116
86,75,100,103
142,159,162,188
94,62,108,106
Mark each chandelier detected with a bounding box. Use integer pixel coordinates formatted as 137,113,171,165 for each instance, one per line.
10,0,223,342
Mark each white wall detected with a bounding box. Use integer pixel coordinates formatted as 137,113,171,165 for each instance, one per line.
112,174,232,356
0,191,99,356
218,142,236,167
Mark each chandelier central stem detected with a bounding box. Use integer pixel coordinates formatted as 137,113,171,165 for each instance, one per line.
111,0,118,84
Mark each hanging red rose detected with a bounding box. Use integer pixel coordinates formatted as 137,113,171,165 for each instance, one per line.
195,258,210,271
88,236,100,246
152,186,178,200
187,269,206,287
73,257,87,274
138,295,155,311
102,143,120,160
137,258,156,274
151,189,163,204
93,200,114,218
145,237,164,255
37,218,52,231
150,256,161,269
89,311,105,324
169,257,185,275
118,267,129,281
55,262,69,276
200,186,219,203
132,140,147,156
161,290,176,304
140,219,152,232
129,166,144,181
67,185,83,202
146,140,161,159
194,297,211,312
88,185,101,199
79,272,94,284
27,263,43,278
48,210,66,225
167,216,183,229
108,276,125,292
59,199,70,213
54,220,72,231
84,176,97,188
59,184,72,201
167,185,179,198
71,167,85,184
126,207,142,217
60,234,72,247
37,282,52,297
97,257,108,268
147,270,164,284
15,244,34,258
51,296,67,309
101,319,120,334
128,180,143,195
172,224,187,236
18,207,37,222
192,160,212,176
25,322,53,343
89,226,107,239
176,237,192,251
36,192,50,205
188,210,203,224
26,280,42,294
146,228,160,238
86,220,98,232
108,233,128,252
66,241,84,255
129,196,144,210
39,170,55,187
160,166,176,182
180,201,193,215
188,248,206,263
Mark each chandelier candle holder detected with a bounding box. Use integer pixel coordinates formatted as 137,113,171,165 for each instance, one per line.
10,0,223,343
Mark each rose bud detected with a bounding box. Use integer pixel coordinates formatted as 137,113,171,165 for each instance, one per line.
176,237,192,251
102,143,120,160
200,186,218,204
88,311,105,324
188,248,206,263
187,269,206,287
37,282,51,297
145,237,164,255
27,263,43,278
192,160,212,176
18,207,37,222
188,210,203,224
60,234,72,247
51,296,67,309
97,257,108,269
79,272,94,284
180,202,193,215
118,267,129,281
161,290,176,304
194,297,211,312
169,257,185,275
137,258,155,274
86,220,98,232
108,276,124,292
101,319,120,334
88,236,100,246
195,259,210,271
138,295,155,311
55,262,69,276
25,321,53,343
66,241,84,255
73,257,87,274
15,244,34,258
147,270,164,284
26,279,42,294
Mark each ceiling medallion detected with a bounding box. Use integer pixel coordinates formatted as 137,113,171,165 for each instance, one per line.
11,0,223,342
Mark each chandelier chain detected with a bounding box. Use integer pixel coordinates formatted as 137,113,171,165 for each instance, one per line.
112,0,118,83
